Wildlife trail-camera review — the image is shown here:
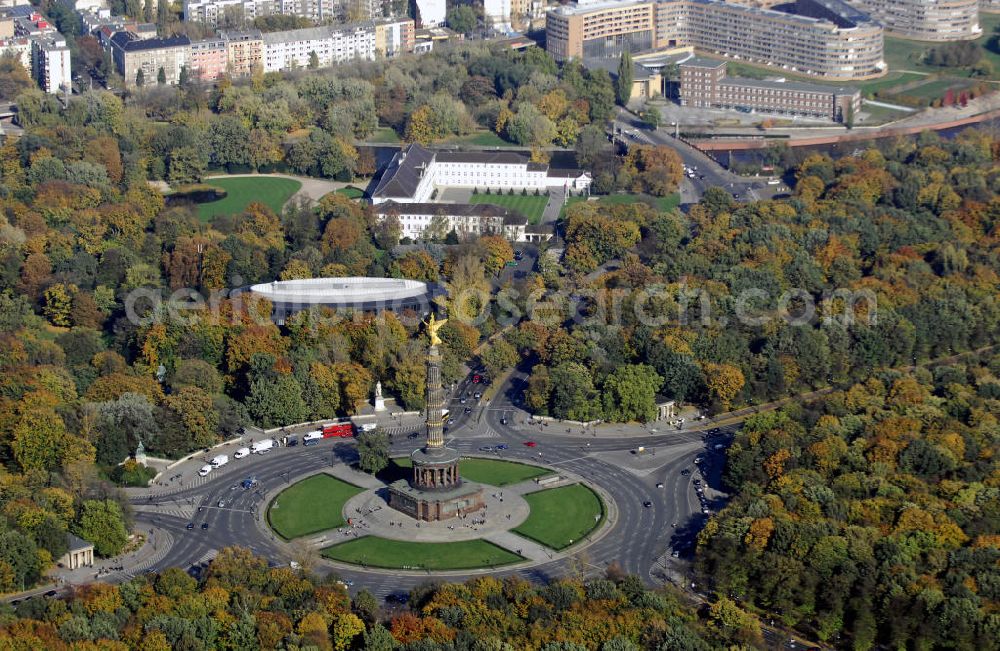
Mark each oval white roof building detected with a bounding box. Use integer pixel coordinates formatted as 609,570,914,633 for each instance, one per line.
247,277,433,322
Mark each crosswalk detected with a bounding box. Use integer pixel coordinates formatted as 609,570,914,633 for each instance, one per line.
134,504,197,521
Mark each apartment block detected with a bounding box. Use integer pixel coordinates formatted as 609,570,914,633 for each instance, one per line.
219,28,263,76
261,22,374,72
373,16,414,57
110,31,191,87
183,0,345,27
32,35,71,93
547,0,885,80
679,56,860,121
189,37,228,81
846,0,980,41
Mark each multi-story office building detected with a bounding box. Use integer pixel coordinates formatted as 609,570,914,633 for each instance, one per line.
110,31,191,87
679,56,861,121
547,0,885,80
845,0,980,41
261,22,374,72
189,37,228,81
373,16,414,57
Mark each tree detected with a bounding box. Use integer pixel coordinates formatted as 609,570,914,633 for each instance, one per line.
479,235,513,275
76,499,129,557
135,69,144,87
642,105,661,129
702,362,745,410
96,393,158,466
480,339,518,380
601,364,663,422
246,373,308,428
157,66,166,84
615,51,633,106
362,622,398,650
0,54,34,100
356,430,389,474
448,5,477,34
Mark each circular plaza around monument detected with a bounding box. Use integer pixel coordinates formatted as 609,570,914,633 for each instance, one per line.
265,457,609,572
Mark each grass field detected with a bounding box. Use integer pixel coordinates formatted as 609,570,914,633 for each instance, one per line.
900,78,973,101
267,474,364,540
335,186,365,199
321,537,523,570
196,177,301,221
861,71,927,95
514,484,604,551
859,102,911,125
442,131,510,147
381,457,549,487
883,13,1000,80
370,127,401,143
469,193,548,224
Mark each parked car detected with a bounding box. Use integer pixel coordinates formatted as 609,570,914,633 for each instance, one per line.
478,446,493,452
524,441,537,447
186,523,195,530
198,465,212,477
201,523,209,530
643,500,653,508
234,447,251,459
496,444,508,450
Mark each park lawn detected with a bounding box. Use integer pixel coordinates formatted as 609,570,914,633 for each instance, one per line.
370,127,401,143
196,177,301,222
601,192,680,212
385,457,548,487
883,15,1000,80
442,131,510,147
514,483,604,551
458,458,550,486
469,193,548,224
321,537,523,570
861,71,927,96
335,186,365,199
712,56,936,92
859,102,911,125
267,474,364,540
897,78,973,101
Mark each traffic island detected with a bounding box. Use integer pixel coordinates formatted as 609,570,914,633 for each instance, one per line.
267,474,365,540
321,537,523,571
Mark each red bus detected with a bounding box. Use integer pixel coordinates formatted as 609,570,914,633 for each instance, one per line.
322,423,354,438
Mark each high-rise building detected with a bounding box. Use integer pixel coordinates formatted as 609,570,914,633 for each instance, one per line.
31,35,71,94
547,0,886,81
414,0,444,27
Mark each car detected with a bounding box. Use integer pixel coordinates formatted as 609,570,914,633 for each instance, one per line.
217,499,226,508
514,250,523,260
464,406,472,413
201,523,209,530
460,397,467,404
287,437,298,447
714,443,726,450
524,441,537,447
702,508,711,515
643,500,653,508
710,428,720,434
198,465,212,477
693,478,701,485
656,482,664,488
478,445,493,451
496,444,508,450
408,432,420,439
694,457,704,464
505,260,517,267
472,375,481,384
474,392,482,399
671,550,680,558
681,468,691,475
233,447,250,459
500,417,507,425
448,418,455,425
186,523,195,530
44,591,57,598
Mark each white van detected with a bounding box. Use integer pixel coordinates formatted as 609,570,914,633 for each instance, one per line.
251,439,274,454
210,454,229,468
198,465,212,477
234,447,250,459
303,431,323,446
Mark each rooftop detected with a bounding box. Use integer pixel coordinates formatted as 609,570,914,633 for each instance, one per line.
371,143,436,200
248,277,429,305
110,31,190,50
66,533,93,552
720,74,859,95
378,201,529,225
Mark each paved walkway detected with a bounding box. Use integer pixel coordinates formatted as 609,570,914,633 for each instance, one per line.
541,187,566,223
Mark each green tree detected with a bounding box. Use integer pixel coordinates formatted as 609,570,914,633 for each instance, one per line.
362,622,398,650
96,393,158,466
448,5,477,34
246,373,308,428
76,499,129,557
356,430,389,474
615,50,633,106
642,105,661,129
549,362,599,421
135,69,144,87
167,145,208,185
308,50,319,69
157,67,166,84
480,339,518,380
601,364,663,422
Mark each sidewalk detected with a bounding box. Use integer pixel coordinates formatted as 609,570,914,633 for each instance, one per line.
49,526,171,586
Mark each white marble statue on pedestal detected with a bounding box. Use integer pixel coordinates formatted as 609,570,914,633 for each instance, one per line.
374,380,386,412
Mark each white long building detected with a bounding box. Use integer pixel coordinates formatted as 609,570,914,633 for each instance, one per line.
183,0,354,26
262,23,375,72
371,144,592,205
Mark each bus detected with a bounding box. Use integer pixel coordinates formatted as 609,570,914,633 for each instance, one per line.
322,423,354,438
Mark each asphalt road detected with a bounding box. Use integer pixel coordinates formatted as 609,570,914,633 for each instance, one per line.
128,366,737,602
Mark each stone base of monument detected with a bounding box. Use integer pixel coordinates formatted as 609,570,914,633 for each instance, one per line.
387,479,486,522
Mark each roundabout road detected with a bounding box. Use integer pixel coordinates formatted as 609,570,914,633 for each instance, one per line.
131,369,736,598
